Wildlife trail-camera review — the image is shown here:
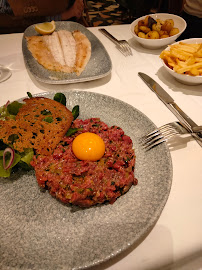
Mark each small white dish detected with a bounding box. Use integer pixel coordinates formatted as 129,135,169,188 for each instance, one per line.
130,13,186,49
161,38,202,85
0,66,12,83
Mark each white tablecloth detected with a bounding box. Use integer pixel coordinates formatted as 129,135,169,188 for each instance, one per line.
0,24,202,270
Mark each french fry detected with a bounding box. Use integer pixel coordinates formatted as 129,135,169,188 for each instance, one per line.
176,62,202,74
198,68,202,75
190,68,200,76
176,58,187,67
185,56,196,66
160,43,202,76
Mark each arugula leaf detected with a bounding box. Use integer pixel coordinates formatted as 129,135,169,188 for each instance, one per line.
66,128,83,137
72,105,79,120
7,101,23,115
20,148,34,165
54,93,66,106
27,92,33,98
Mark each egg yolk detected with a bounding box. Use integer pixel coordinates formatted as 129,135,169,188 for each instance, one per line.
72,132,105,161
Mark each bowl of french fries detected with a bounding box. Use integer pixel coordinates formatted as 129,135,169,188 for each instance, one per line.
160,38,202,85
130,13,186,49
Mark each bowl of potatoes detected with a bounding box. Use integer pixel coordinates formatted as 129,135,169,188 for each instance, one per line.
130,13,186,49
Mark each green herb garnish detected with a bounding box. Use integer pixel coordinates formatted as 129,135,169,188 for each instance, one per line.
7,101,23,115
54,93,66,106
72,105,79,120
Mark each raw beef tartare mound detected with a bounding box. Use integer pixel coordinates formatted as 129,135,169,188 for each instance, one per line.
31,118,137,207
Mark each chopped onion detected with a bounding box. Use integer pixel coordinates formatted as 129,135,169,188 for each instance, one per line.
3,147,15,170
0,100,10,116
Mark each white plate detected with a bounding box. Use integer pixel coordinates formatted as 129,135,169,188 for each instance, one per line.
0,91,172,270
22,22,112,84
161,38,202,85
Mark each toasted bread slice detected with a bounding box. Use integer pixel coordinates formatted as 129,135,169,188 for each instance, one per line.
0,97,73,155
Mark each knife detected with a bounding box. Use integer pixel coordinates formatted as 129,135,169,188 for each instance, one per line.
138,72,202,147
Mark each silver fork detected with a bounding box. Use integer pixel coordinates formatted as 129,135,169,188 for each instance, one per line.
99,28,132,56
141,121,194,150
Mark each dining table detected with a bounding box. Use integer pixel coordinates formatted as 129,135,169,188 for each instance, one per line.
0,24,202,270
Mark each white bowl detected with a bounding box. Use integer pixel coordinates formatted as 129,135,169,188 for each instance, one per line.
130,13,186,49
161,38,202,86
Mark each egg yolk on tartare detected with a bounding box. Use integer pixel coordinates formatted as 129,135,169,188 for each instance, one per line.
72,132,105,161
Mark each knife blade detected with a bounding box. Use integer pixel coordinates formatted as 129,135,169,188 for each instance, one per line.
138,72,202,147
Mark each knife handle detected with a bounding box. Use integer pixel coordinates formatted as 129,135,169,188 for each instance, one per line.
192,126,202,133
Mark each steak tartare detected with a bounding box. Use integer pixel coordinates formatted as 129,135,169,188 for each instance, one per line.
31,118,137,207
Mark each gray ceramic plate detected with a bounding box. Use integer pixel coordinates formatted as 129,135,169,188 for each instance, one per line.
0,91,172,270
22,22,112,84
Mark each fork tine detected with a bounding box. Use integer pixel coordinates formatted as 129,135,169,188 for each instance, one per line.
144,137,166,150
142,131,164,146
141,128,160,141
120,42,132,56
141,131,162,145
125,42,133,56
116,45,127,56
142,129,167,150
141,122,183,150
125,43,133,56
119,44,128,56
120,43,129,56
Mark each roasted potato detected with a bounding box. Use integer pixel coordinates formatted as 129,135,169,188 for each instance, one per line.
169,27,179,36
139,26,151,33
152,22,162,32
138,32,146,38
134,16,179,40
156,19,165,25
160,34,170,38
146,31,159,39
138,19,145,27
134,24,139,35
144,15,150,26
159,30,168,36
161,19,174,33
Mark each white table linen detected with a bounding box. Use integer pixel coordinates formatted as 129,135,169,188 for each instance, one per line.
0,24,202,270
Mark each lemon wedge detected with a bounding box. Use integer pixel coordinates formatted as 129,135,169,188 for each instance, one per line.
35,21,55,35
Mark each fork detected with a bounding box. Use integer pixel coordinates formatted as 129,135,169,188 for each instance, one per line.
99,28,132,56
141,121,194,150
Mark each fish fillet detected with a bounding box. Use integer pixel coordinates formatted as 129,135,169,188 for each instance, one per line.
43,32,65,66
26,36,74,73
73,30,91,76
26,30,91,76
57,30,76,67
